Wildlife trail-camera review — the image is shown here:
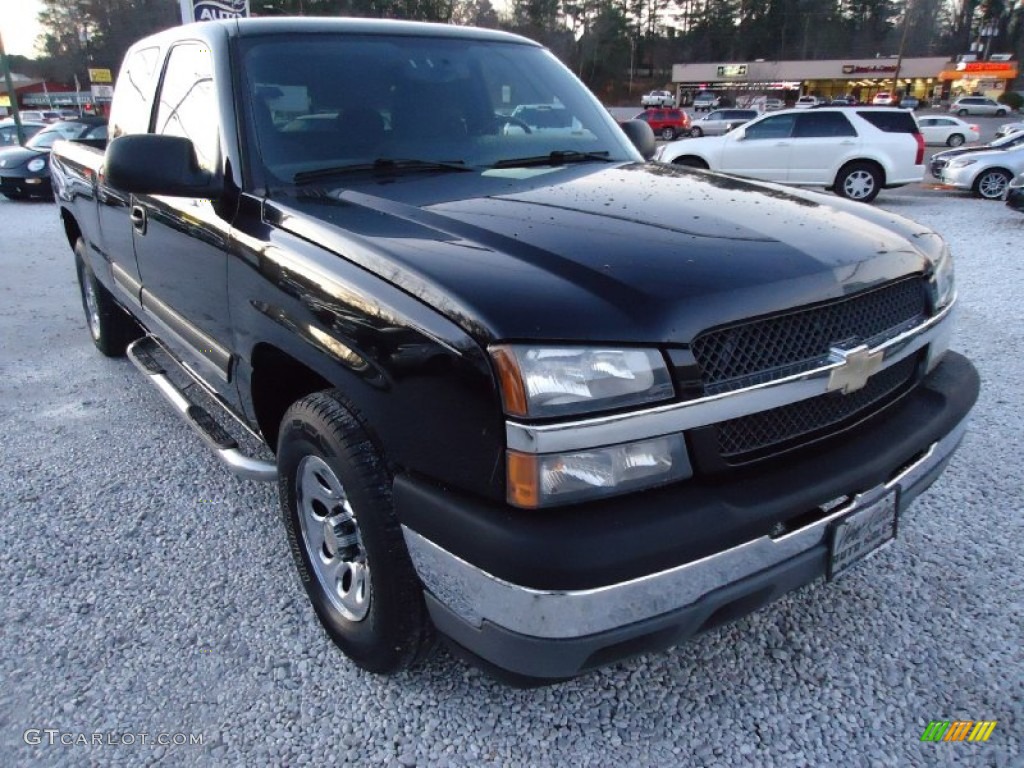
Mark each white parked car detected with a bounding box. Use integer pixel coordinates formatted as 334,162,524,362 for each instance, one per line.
655,107,925,203
794,96,821,109
917,116,980,147
995,121,1024,139
872,92,894,105
641,90,675,108
938,143,1024,200
949,96,1009,117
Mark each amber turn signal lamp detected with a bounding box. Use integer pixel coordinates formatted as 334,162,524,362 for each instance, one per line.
506,450,539,509
490,345,528,417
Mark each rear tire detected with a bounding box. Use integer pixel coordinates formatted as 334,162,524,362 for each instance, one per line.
660,127,676,141
946,133,965,147
277,390,434,674
74,239,142,357
834,162,882,203
973,168,1012,200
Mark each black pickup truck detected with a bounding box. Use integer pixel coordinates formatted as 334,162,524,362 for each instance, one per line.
51,18,978,684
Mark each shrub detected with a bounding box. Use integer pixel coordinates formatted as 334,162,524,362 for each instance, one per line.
997,91,1023,111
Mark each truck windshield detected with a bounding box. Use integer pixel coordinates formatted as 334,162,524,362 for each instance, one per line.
241,34,637,183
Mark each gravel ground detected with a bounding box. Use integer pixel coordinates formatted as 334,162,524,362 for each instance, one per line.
1,187,1021,767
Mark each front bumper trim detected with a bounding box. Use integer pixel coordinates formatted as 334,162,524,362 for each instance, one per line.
403,416,967,641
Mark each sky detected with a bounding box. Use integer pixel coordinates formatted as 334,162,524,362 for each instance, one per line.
1,0,44,58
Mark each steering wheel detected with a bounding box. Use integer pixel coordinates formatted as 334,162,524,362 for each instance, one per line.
497,115,533,134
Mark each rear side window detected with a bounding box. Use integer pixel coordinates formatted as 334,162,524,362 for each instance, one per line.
109,45,161,138
795,111,857,137
856,110,918,134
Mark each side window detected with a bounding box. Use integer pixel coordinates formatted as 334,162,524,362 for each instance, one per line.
154,43,218,172
707,111,723,121
919,118,935,127
794,112,856,138
108,46,161,138
744,114,796,140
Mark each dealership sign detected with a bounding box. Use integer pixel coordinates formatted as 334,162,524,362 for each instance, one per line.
179,0,249,23
842,64,898,74
716,64,748,77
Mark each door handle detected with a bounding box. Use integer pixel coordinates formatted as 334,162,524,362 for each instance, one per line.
774,141,790,146
839,140,856,145
130,205,148,235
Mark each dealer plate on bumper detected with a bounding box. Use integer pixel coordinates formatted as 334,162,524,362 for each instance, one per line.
827,491,898,581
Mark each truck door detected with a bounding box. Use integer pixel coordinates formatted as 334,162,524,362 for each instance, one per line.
96,45,162,305
131,42,235,389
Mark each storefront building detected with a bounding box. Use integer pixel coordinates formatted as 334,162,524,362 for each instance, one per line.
669,56,1012,106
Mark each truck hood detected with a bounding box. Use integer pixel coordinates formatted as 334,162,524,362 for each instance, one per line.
267,162,936,344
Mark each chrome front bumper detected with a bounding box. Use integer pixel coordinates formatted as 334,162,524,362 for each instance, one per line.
402,417,968,643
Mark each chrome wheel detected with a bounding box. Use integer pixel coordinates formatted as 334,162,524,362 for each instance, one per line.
842,170,876,200
976,170,1010,200
947,133,964,147
296,455,371,622
83,273,101,341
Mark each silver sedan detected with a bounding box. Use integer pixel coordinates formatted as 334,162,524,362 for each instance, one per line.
939,143,1024,200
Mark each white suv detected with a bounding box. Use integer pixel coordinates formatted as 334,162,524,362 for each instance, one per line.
655,107,925,203
949,97,1008,117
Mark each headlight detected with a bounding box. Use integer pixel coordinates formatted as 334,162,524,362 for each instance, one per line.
490,345,674,418
949,158,976,168
27,157,47,173
507,434,691,508
931,243,956,310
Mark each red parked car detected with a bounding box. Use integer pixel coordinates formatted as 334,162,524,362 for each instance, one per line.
633,108,691,141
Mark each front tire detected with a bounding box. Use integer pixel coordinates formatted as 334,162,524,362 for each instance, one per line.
834,162,882,203
277,390,434,674
672,156,709,169
690,126,704,137
973,168,1012,200
957,109,969,116
995,109,1007,117
74,239,141,357
946,133,965,147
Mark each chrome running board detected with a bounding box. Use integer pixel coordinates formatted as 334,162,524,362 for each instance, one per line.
127,336,277,482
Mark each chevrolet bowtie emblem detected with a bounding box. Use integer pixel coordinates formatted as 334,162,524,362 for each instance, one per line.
827,345,884,394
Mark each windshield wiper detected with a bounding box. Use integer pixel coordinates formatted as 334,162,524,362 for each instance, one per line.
293,158,470,184
490,150,612,169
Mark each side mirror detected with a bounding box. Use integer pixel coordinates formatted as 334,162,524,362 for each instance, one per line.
104,134,221,198
619,119,657,160
731,127,747,140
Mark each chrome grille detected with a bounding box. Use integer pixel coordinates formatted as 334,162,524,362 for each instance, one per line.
714,355,919,462
691,277,929,395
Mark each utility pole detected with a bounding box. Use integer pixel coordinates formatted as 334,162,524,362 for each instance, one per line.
890,2,912,102
0,30,25,145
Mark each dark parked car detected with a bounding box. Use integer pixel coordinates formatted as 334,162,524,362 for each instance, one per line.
0,117,106,199
1006,171,1024,212
0,119,47,147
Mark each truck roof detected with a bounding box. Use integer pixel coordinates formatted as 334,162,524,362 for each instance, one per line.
178,17,537,46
